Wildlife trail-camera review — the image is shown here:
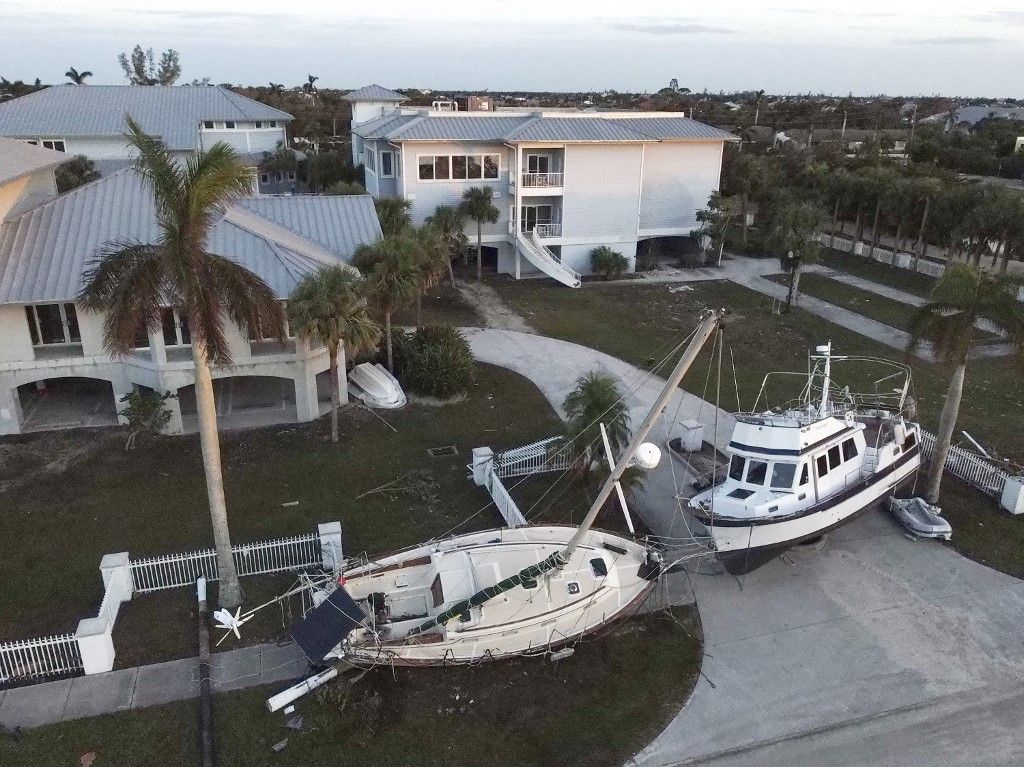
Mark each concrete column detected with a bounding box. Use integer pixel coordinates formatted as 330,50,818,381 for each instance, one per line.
75,616,116,675
100,552,134,603
148,326,167,366
111,378,134,426
318,521,343,573
294,362,319,422
0,378,23,435
471,447,495,486
162,389,184,435
337,346,349,406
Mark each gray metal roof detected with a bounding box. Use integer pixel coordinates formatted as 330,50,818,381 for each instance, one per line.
0,85,293,151
342,84,409,103
0,137,70,185
0,170,381,303
354,110,736,144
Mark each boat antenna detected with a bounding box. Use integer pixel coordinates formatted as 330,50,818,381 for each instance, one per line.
817,340,832,417
406,309,727,638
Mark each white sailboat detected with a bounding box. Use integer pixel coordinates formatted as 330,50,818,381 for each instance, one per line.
283,310,727,671
688,342,922,573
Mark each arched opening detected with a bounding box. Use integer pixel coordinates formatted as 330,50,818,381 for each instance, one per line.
16,377,119,432
176,376,297,432
637,235,703,270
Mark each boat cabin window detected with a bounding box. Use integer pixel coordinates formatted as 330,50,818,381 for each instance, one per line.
902,432,917,451
828,446,842,471
746,460,768,485
590,558,609,577
842,438,859,461
729,455,745,480
770,462,797,490
816,455,829,477
521,576,539,590
430,574,444,607
799,464,810,486
727,487,755,499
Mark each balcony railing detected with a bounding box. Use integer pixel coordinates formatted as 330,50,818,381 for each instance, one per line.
522,172,563,188
531,223,562,238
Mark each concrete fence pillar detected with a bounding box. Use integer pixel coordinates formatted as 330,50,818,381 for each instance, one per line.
100,552,134,603
471,447,495,486
853,242,864,256
318,521,343,573
76,617,116,675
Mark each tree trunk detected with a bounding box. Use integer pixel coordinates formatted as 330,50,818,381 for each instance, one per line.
894,221,904,254
830,198,840,248
740,194,749,246
446,254,456,287
868,199,882,259
416,291,423,328
913,195,931,270
328,343,340,443
924,360,966,505
385,310,394,372
854,206,864,243
191,340,242,610
784,262,802,312
476,222,483,281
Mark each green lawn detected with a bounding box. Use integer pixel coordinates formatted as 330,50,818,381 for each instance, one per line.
0,363,573,661
818,247,938,298
394,283,484,328
492,277,1024,577
1,607,702,767
776,273,918,331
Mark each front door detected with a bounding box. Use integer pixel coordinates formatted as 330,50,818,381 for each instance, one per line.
521,204,552,233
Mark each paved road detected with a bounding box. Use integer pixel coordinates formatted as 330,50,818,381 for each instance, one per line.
466,328,1024,767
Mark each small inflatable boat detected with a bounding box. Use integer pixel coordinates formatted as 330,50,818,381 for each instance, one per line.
886,496,952,540
348,363,407,409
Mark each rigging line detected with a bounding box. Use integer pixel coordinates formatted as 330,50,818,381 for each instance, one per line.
730,344,741,414
709,326,723,528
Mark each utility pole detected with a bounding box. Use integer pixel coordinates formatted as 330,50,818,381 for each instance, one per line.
840,110,847,141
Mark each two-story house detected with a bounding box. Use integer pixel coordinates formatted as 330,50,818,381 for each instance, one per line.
345,84,737,286
0,85,296,194
0,139,382,436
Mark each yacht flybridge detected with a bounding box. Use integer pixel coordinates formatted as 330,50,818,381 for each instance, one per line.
276,310,727,676
688,342,922,573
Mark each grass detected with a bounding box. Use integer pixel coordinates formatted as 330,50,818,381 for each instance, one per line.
394,283,484,328
492,277,1024,577
939,476,1024,580
1,607,702,767
0,363,576,661
818,247,938,298
766,273,918,331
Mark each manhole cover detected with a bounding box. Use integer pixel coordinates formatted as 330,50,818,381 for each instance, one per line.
427,445,459,458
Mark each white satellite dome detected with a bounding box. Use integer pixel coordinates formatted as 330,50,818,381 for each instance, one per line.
633,442,662,470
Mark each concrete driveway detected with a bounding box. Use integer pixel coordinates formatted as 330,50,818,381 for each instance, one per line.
465,328,1024,767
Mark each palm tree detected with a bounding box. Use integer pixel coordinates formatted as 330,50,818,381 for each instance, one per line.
353,234,420,371
268,82,284,95
907,265,1024,504
425,205,466,285
287,267,381,443
459,187,499,280
409,226,451,327
302,75,319,100
767,199,825,312
562,371,634,504
79,117,285,610
911,177,943,269
65,67,92,85
373,196,412,237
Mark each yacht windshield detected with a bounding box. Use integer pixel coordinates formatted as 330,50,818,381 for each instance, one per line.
746,460,768,485
771,463,797,489
729,455,745,480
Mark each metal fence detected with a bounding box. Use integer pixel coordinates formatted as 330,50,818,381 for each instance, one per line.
920,430,1010,497
0,634,83,683
130,533,321,593
493,436,575,479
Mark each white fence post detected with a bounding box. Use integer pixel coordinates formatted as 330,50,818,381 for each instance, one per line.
75,616,115,675
101,552,134,603
318,522,343,573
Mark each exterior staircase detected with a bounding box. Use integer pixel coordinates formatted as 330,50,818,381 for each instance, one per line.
515,230,582,288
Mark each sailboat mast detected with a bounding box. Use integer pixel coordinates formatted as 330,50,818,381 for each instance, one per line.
819,341,832,417
557,308,726,564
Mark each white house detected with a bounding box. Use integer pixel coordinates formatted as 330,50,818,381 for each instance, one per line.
0,85,296,194
345,84,736,286
0,139,383,436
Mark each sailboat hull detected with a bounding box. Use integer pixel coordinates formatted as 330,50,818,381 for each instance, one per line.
693,449,920,574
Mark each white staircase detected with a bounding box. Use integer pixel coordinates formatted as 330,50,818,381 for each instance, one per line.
515,230,582,288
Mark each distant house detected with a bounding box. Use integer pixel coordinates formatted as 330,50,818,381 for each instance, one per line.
0,139,383,436
921,105,1024,128
0,85,297,194
345,84,736,285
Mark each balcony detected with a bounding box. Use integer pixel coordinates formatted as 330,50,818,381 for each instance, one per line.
531,223,562,238
521,172,563,188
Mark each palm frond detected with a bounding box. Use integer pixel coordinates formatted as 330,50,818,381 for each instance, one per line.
201,253,286,359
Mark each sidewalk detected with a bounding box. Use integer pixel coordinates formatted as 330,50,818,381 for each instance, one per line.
0,641,307,729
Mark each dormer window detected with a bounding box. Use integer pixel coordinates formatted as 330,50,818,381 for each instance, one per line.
224,121,235,129
254,121,263,129
203,121,215,129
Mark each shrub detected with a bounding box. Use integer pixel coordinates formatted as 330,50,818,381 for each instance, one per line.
117,389,175,449
590,246,630,280
393,325,475,398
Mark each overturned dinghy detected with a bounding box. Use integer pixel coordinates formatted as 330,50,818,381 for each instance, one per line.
349,363,406,409
887,496,952,540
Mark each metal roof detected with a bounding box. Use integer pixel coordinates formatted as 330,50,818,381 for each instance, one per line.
0,85,293,151
0,137,70,185
342,84,409,103
354,110,736,144
0,170,381,304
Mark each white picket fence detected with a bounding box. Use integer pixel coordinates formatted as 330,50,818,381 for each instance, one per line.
0,634,83,683
920,430,1010,497
493,436,574,478
130,532,322,593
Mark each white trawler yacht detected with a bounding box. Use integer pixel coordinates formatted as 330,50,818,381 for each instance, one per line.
688,343,922,573
280,311,727,674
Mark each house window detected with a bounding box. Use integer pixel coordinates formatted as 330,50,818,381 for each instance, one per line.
745,460,768,485
161,308,191,347
203,121,215,129
25,303,80,346
269,121,277,128
254,121,263,129
364,148,376,173
842,438,859,461
286,171,295,181
41,140,66,152
260,173,269,183
380,151,394,178
224,121,236,129
416,153,500,181
770,463,796,490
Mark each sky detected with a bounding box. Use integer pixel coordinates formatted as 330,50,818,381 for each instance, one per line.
2,1,1023,96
